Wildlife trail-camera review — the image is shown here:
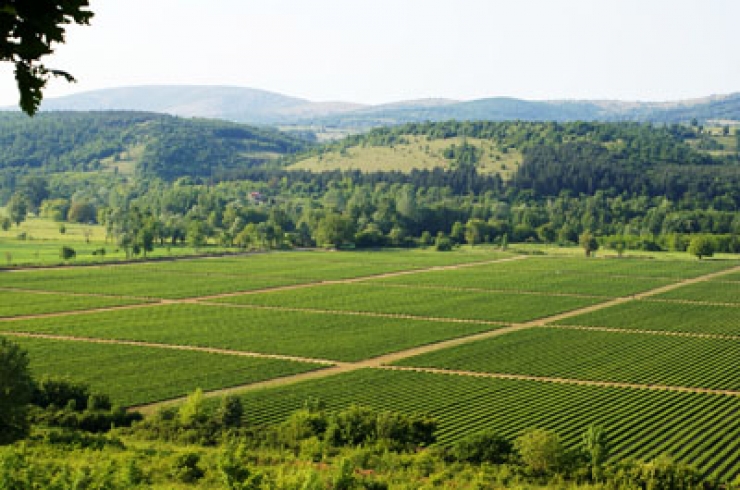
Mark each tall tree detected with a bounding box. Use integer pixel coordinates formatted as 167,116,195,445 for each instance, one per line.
0,337,34,444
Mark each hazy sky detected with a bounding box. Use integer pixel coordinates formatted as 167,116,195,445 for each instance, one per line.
1,0,739,107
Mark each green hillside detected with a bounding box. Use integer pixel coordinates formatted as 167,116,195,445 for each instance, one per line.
0,111,307,185
288,120,738,184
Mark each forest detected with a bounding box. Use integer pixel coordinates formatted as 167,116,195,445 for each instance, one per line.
1,116,740,256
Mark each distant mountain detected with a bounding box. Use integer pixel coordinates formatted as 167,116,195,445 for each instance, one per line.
14,85,740,130
33,86,365,125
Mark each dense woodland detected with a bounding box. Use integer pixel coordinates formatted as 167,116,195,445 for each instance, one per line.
1,116,740,257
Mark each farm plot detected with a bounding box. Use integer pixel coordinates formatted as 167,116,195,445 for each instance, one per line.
370,264,673,297
10,336,320,406
555,300,740,336
0,304,499,362
0,290,149,317
459,256,735,278
213,283,602,323
0,249,510,299
231,368,740,481
142,249,511,278
392,327,740,390
653,280,740,304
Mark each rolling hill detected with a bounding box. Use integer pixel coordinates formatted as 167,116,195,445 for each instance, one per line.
0,111,307,182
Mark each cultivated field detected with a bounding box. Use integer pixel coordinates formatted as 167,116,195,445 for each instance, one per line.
2,248,740,479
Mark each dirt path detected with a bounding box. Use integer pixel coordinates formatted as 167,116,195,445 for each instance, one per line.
381,365,740,398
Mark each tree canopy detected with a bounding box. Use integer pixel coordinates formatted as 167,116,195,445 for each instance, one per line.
0,0,93,115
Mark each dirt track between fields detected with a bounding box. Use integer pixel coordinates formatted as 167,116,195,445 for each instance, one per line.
4,254,740,415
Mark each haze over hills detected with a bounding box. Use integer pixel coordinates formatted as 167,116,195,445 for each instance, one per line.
12,85,740,130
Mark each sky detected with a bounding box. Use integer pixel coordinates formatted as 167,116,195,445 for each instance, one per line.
1,0,739,107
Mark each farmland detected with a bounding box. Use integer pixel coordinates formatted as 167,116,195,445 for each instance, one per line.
392,326,740,390
0,304,499,362
213,283,601,322
2,248,740,480
0,290,148,317
232,368,740,480
12,335,321,406
555,300,740,336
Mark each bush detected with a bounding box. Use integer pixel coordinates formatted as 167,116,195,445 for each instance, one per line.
60,246,76,260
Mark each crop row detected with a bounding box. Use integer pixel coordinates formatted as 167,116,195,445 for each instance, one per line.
0,290,148,317
369,265,674,297
555,300,740,336
232,368,740,481
11,336,320,406
0,304,498,362
214,283,601,323
0,250,510,299
447,256,735,279
654,280,740,304
393,327,740,390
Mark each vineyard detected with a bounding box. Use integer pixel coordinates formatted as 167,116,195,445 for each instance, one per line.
2,248,740,480
392,326,740,390
0,290,148,317
12,336,320,406
0,304,498,362
556,300,740,335
231,368,740,480
214,282,601,322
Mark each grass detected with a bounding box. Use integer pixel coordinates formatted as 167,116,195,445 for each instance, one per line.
0,290,148,317
231,368,740,481
393,326,740,390
10,336,321,406
0,304,500,362
554,300,740,336
213,282,602,323
289,136,522,178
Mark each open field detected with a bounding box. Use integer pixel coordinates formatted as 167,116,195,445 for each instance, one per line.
392,327,740,390
0,303,500,362
289,135,522,177
13,336,321,406
231,368,740,480
213,282,602,322
0,290,149,317
556,300,740,336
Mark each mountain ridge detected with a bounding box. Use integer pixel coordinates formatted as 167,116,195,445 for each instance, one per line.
6,85,740,129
